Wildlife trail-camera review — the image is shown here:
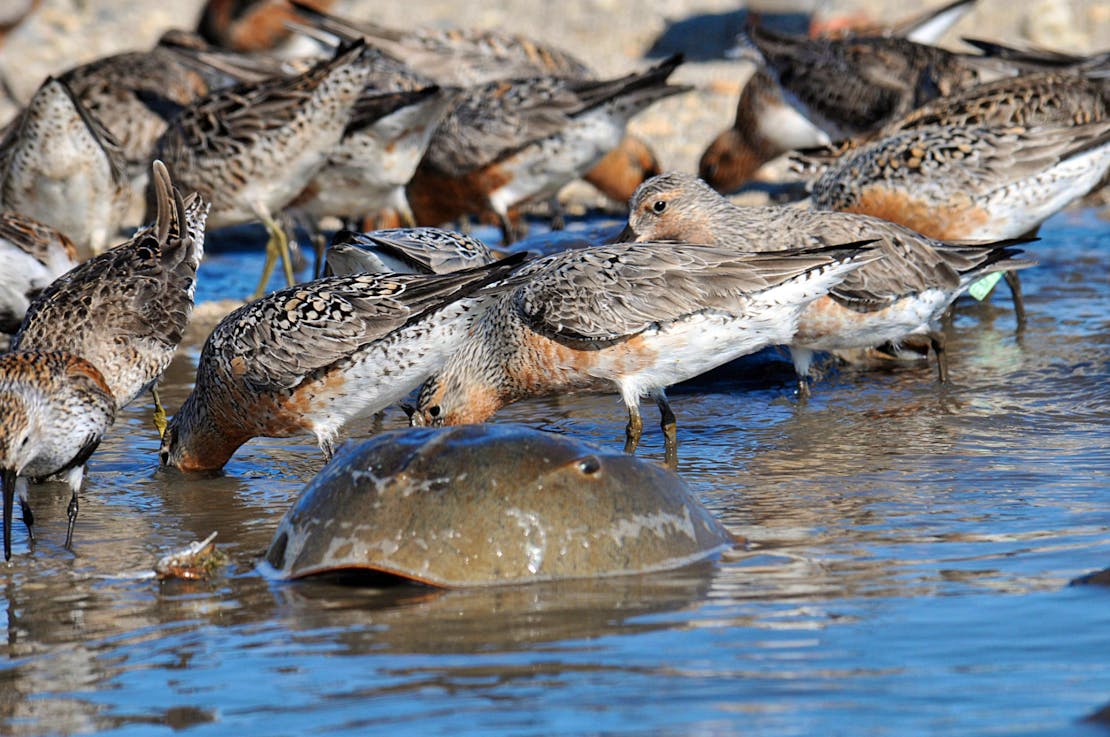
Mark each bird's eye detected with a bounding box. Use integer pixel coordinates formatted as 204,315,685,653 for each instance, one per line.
652,200,667,214
428,406,441,418
20,437,29,448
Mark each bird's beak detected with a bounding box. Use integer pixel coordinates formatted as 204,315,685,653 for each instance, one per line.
400,403,425,427
610,224,637,243
2,468,15,562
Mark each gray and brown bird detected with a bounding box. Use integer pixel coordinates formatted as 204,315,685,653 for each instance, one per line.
0,350,116,559
12,161,209,437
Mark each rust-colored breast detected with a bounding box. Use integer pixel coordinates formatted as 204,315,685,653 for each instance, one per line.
844,186,990,241
408,161,514,227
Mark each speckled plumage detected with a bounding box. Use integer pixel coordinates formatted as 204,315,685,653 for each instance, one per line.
741,25,1022,139
160,254,524,472
0,350,116,559
12,161,209,413
324,227,495,276
291,85,456,226
289,1,593,86
620,172,1036,392
701,0,979,193
60,46,211,201
0,213,79,338
0,77,131,258
808,120,1110,241
154,40,377,296
154,40,373,229
415,241,876,465
408,56,689,241
792,70,1110,180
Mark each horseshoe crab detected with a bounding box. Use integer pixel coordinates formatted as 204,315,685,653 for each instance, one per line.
263,424,734,587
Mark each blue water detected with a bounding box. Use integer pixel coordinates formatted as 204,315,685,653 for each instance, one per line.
0,209,1107,736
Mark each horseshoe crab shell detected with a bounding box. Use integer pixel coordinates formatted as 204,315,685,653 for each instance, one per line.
263,424,734,587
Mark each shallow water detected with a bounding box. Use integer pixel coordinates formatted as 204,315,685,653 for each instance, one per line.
2,209,1108,736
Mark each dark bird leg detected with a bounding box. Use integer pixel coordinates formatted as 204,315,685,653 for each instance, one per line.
624,404,644,454
19,497,34,545
152,386,168,439
655,392,679,469
64,490,79,551
929,330,949,384
3,468,15,561
1004,271,1026,329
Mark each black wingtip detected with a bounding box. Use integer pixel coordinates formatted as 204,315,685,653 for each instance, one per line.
330,229,362,247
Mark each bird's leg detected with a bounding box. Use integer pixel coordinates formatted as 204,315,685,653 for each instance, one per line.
250,203,296,300
624,403,644,454
18,492,34,543
655,392,678,469
63,465,86,551
929,330,949,384
3,469,16,561
320,438,335,463
1004,271,1026,330
64,493,79,551
548,197,566,231
496,210,518,246
151,385,168,439
312,231,327,280
251,239,279,301
790,347,814,402
397,198,417,229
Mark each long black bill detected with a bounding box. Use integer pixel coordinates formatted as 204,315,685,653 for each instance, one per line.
2,468,15,562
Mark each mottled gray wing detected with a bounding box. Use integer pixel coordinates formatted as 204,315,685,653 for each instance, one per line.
204,275,432,390
886,72,1109,133
158,42,366,164
423,76,582,175
363,228,495,272
205,261,521,391
761,210,963,307
511,243,862,342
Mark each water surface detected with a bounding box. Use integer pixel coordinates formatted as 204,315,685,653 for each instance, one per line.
2,209,1108,736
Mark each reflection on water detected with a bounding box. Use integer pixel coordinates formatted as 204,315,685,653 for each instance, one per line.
1,212,1108,736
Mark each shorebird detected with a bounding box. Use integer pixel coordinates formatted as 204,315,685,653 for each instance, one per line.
702,0,986,192
289,85,457,231
288,1,592,86
324,227,495,276
413,241,876,466
0,76,130,259
160,254,524,473
153,40,375,299
699,66,831,192
618,172,1036,395
198,0,337,52
290,2,665,212
583,133,663,206
789,70,1110,181
12,161,209,437
737,25,1025,140
807,121,1110,242
59,44,211,224
0,350,116,559
407,56,689,242
0,214,79,342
